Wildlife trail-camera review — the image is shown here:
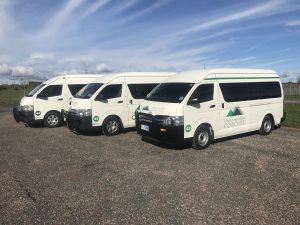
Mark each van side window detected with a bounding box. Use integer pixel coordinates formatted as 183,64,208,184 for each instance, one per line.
220,82,281,102
38,85,62,97
97,84,122,100
189,84,214,103
128,84,158,99
68,84,85,96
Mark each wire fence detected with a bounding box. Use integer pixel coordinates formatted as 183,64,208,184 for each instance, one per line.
283,83,300,96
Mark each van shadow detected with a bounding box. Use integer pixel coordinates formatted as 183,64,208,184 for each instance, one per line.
71,127,138,137
25,121,68,129
212,131,258,144
140,130,268,150
141,137,191,150
26,123,45,128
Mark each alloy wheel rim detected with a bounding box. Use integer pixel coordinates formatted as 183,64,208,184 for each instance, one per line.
198,131,209,146
47,115,59,126
264,120,272,132
107,121,118,134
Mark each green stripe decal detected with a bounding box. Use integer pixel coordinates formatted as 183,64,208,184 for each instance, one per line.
204,77,279,80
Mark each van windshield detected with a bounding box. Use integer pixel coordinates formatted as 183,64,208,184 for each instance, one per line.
75,83,103,99
145,83,194,103
26,84,46,97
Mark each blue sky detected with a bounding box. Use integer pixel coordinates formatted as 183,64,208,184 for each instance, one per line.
0,0,300,84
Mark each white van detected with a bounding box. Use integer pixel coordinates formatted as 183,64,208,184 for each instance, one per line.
136,68,285,149
13,74,103,127
66,72,175,135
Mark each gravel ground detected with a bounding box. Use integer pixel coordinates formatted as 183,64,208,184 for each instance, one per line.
0,109,299,225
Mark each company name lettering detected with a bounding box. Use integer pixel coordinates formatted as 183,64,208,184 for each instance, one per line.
224,117,245,128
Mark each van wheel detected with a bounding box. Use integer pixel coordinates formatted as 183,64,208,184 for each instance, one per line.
102,116,123,136
44,111,62,128
192,125,212,150
259,115,274,135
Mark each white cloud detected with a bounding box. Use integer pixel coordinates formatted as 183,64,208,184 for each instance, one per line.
180,0,298,35
284,20,300,27
12,66,34,76
57,69,81,75
114,0,139,13
0,64,39,79
38,0,85,38
0,64,12,76
29,52,53,60
82,0,112,17
96,63,113,73
118,0,172,24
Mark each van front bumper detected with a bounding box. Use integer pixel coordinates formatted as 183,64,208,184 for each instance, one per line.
13,107,36,124
66,111,93,132
136,112,185,146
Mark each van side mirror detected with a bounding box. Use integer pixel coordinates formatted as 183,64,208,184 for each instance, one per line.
188,97,199,105
95,95,108,103
37,94,48,100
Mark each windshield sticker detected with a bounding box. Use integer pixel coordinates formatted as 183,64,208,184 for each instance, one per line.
185,125,192,132
179,96,184,101
93,116,99,122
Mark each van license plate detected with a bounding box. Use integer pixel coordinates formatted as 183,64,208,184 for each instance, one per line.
141,124,149,131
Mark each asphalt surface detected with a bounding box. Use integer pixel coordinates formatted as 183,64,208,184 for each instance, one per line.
0,109,299,225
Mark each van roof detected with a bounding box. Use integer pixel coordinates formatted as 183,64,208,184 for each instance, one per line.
92,72,175,83
165,68,279,83
44,74,104,84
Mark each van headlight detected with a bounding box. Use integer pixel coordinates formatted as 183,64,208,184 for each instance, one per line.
162,116,184,126
21,105,34,112
76,109,92,117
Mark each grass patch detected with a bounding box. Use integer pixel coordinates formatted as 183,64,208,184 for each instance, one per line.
285,95,300,99
0,85,35,106
283,103,300,128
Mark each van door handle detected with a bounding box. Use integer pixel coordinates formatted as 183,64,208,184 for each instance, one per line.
58,98,63,101
129,100,133,104
117,100,123,103
210,105,215,108
222,103,225,108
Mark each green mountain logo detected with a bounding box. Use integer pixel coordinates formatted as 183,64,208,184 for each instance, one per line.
227,107,243,117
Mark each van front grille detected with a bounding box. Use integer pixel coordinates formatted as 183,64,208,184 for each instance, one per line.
138,113,167,124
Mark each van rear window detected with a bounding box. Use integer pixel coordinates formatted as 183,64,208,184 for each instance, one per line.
220,82,282,102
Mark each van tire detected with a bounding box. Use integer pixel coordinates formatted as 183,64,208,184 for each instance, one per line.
192,125,212,150
102,116,123,136
44,111,62,128
259,115,274,135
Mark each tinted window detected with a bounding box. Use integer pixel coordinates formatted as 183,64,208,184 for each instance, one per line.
189,84,214,103
128,84,158,99
96,84,122,100
220,82,282,102
38,85,62,98
68,84,85,96
146,83,194,103
76,83,103,99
